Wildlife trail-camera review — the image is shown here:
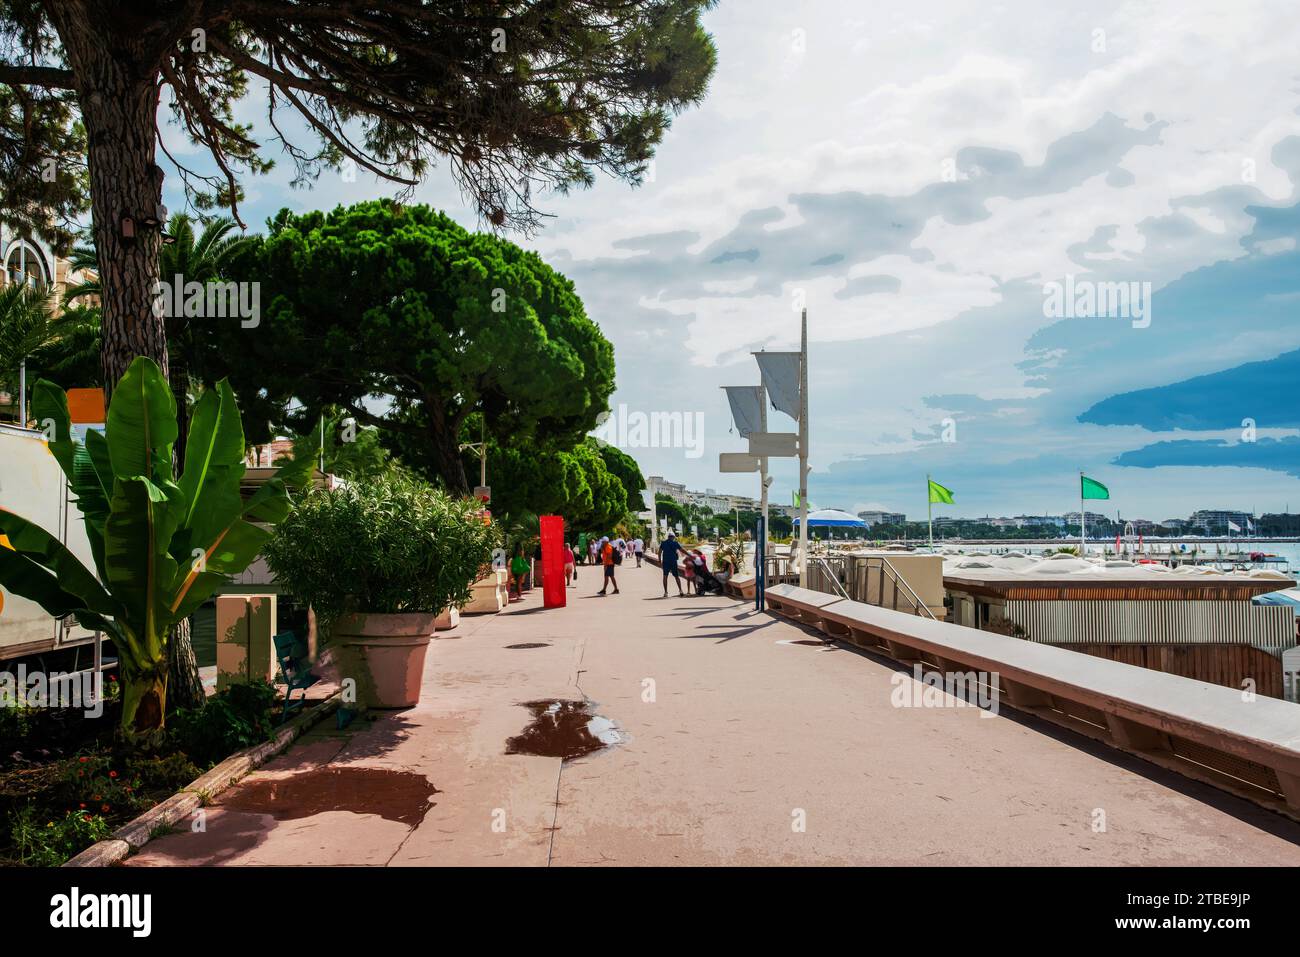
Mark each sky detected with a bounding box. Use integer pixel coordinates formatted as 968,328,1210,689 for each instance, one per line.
162,0,1300,523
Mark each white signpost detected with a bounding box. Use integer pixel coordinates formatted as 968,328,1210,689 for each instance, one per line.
721,310,809,586
719,452,761,473
747,432,798,457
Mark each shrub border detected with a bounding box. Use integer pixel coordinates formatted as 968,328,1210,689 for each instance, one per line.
63,691,342,867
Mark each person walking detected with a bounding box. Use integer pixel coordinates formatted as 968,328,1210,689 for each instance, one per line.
597,536,621,595
659,533,685,597
632,537,644,567
508,545,529,601
564,541,577,586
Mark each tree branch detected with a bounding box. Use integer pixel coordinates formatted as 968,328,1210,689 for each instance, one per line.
0,63,76,89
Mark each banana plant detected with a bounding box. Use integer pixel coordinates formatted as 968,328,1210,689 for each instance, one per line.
0,356,313,737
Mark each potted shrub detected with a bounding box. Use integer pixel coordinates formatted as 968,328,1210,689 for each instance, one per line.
264,473,498,708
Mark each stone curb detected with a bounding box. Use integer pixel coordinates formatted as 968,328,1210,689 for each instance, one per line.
63,691,342,867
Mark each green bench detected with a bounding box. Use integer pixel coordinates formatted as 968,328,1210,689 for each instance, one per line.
273,630,320,723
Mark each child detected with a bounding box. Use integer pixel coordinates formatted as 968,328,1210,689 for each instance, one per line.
509,546,529,600
564,542,576,585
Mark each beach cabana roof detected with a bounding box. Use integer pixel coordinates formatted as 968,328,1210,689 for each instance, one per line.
792,508,867,527
1252,588,1300,613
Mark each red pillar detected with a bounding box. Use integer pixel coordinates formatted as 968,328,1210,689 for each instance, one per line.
540,515,566,608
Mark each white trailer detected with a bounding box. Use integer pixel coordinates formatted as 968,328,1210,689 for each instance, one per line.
0,423,98,661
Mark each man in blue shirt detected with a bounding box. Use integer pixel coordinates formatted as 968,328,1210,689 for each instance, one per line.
659,534,685,598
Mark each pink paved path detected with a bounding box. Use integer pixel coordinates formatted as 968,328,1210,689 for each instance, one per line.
129,560,1300,866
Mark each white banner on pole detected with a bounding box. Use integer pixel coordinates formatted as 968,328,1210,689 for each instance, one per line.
722,385,764,438
753,351,801,420
747,432,798,457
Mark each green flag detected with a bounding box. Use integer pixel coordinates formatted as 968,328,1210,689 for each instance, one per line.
1081,475,1110,500
792,490,800,507
928,479,955,505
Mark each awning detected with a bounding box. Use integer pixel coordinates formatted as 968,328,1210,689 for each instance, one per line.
792,508,866,528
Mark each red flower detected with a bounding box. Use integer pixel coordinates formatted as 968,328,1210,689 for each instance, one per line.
78,757,88,763
108,770,117,778
78,803,86,809
101,804,110,813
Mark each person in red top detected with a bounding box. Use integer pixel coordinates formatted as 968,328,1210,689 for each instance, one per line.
597,536,620,595
563,542,576,586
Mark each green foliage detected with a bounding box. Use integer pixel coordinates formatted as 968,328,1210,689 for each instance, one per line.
0,358,312,734
0,282,56,402
0,62,88,253
26,304,102,390
169,682,279,767
263,472,500,639
282,409,392,482
2,1,716,232
654,494,688,527
485,435,634,532
9,807,110,867
593,442,647,512
221,201,616,492
57,215,261,396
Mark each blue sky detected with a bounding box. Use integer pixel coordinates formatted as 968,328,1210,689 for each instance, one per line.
162,0,1300,522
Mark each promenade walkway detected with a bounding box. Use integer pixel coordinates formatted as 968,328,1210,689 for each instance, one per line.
129,560,1300,866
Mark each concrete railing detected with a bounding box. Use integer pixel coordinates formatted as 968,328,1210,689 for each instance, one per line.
764,583,1300,820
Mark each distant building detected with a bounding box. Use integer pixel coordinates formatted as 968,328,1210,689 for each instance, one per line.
857,510,905,527
647,475,774,516
1062,511,1110,526
1189,509,1253,532
1014,515,1065,527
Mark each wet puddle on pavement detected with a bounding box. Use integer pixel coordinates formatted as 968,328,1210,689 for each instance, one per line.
217,766,438,826
506,700,622,760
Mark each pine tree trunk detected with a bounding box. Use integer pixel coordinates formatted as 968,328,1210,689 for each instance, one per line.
431,424,471,494
426,398,471,494
166,616,205,713
48,5,169,395
166,357,205,712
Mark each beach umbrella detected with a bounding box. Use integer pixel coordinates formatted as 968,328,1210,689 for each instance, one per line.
792,508,867,528
1253,588,1300,615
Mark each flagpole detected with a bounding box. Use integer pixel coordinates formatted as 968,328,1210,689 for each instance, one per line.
1079,471,1085,556
927,473,934,550
797,308,809,588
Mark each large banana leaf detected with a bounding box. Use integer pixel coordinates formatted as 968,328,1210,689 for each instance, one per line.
31,380,77,482
175,379,247,555
105,357,177,481
0,548,117,639
0,510,116,616
32,381,112,575
73,436,111,574
168,519,272,622
103,476,181,664
4,358,315,735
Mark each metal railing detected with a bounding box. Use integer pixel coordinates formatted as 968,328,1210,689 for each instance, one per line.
809,557,850,600
845,555,936,620
767,553,935,619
